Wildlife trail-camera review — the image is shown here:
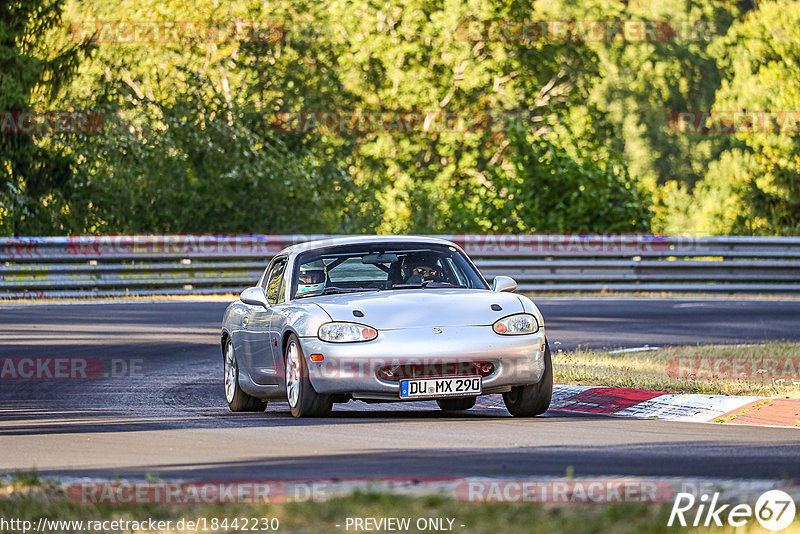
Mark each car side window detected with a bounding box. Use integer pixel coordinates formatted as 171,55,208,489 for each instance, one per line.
276,269,287,304
264,259,287,305
445,257,468,287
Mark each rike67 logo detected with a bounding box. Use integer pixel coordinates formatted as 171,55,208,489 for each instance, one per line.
669,490,796,531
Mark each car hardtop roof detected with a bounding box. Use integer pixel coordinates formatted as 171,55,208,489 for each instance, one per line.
278,235,460,258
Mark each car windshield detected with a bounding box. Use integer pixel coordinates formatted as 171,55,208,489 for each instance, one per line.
291,243,488,299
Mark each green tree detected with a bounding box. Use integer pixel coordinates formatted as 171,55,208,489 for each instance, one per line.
694,0,800,234
305,0,611,233
465,118,651,232
58,0,369,233
541,0,738,233
0,0,88,235
15,0,796,237
65,81,351,233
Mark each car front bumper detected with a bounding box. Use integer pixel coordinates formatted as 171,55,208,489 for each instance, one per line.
298,325,546,400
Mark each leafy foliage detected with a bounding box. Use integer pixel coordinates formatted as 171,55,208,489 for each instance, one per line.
1,0,798,236
699,0,800,235
0,0,89,235
65,82,352,233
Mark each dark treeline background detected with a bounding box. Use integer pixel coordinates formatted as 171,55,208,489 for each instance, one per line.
1,0,798,236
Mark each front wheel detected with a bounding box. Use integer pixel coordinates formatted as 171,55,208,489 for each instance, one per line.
284,334,332,418
223,339,267,412
503,340,553,417
437,396,477,412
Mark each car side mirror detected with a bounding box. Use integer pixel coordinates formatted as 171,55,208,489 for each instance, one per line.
240,286,270,308
492,276,517,293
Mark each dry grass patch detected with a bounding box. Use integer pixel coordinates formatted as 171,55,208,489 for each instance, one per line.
553,343,800,398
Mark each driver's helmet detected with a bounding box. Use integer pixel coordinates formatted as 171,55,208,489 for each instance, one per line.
402,252,441,282
297,260,327,294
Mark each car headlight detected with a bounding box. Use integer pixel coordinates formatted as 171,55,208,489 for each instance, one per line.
492,313,539,335
318,322,378,342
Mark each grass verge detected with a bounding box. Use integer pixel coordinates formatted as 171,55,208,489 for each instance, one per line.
553,342,800,398
2,481,799,534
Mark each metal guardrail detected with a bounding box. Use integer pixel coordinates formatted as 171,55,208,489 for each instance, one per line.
1,234,800,298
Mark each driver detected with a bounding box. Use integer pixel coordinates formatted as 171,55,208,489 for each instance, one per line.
297,260,327,294
402,252,441,284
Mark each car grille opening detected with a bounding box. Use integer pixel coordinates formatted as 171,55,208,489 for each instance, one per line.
377,361,494,382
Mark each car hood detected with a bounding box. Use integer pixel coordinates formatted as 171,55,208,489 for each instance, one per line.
311,289,525,329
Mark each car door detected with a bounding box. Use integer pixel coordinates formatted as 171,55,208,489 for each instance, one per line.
268,268,291,371
240,257,287,385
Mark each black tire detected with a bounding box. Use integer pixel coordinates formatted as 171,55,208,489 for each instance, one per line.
503,340,553,417
223,338,267,412
437,396,477,412
284,334,332,418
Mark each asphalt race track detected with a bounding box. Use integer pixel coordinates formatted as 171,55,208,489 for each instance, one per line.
1,297,799,481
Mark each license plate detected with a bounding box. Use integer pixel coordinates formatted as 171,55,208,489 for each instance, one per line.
399,376,482,399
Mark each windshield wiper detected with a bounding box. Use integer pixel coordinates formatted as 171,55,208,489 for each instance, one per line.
323,287,380,294
295,286,380,299
391,281,462,289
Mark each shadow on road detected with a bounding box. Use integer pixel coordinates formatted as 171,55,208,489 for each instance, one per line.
20,439,800,481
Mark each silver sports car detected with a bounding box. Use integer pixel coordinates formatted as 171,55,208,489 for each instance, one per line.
221,236,551,417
